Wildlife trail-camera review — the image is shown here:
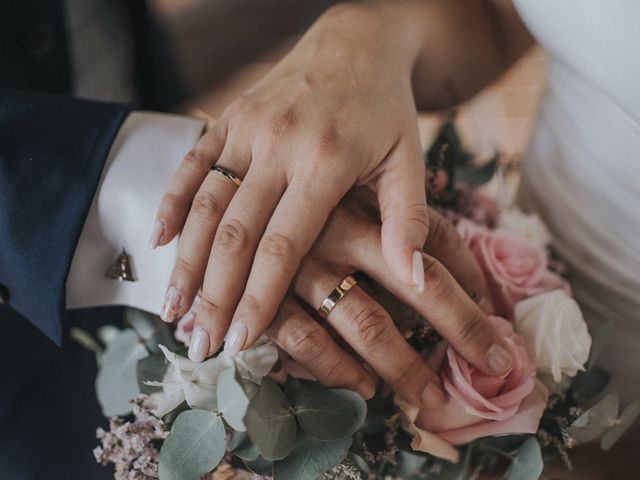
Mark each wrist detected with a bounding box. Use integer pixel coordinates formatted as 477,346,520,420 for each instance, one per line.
302,1,426,77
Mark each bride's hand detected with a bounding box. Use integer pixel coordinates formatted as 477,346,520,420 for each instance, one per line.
152,3,433,353
196,188,512,407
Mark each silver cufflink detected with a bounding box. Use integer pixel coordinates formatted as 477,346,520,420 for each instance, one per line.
105,249,136,282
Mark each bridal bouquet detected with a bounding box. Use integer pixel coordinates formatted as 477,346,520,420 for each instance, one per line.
77,119,639,480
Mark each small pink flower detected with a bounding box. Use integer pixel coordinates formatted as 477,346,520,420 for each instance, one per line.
458,220,569,318
175,311,196,347
399,316,548,461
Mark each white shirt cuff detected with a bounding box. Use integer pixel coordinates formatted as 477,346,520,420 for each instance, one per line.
66,111,206,314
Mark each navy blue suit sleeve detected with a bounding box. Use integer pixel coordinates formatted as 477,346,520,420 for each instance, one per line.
0,88,132,345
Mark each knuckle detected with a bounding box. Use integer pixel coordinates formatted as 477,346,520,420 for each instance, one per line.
320,357,347,386
405,202,430,232
422,257,449,300
391,357,423,389
174,257,198,279
313,123,340,156
288,325,326,360
159,192,183,216
456,311,489,345
259,231,295,259
351,305,391,347
181,148,210,173
266,107,297,140
192,190,223,219
429,214,462,255
199,295,221,318
216,219,251,252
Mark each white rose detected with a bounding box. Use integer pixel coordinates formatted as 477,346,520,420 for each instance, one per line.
514,289,591,383
499,207,551,248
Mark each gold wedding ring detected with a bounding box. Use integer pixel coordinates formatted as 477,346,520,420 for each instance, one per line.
210,166,242,187
318,275,358,318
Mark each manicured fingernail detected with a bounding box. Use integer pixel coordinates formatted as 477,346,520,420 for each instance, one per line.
357,379,376,400
412,250,425,293
161,286,181,323
479,296,494,315
487,343,512,375
224,322,247,357
188,326,210,363
148,219,165,249
421,382,446,408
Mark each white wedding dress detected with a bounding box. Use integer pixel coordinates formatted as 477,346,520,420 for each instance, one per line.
513,0,640,402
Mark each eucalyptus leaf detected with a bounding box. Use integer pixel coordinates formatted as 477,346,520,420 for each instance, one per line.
69,327,103,361
244,378,296,460
125,308,177,352
601,400,640,451
569,392,619,443
217,366,250,431
233,434,260,461
571,367,610,403
96,329,148,417
293,384,367,440
159,410,226,480
137,352,168,395
503,437,543,480
397,450,427,478
244,457,273,477
272,432,352,480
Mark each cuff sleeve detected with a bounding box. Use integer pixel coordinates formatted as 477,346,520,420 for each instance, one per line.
66,111,205,316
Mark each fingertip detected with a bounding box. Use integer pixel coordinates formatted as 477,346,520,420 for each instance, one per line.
356,377,376,400
421,382,447,409
486,343,513,376
412,250,425,293
148,219,165,249
188,325,210,363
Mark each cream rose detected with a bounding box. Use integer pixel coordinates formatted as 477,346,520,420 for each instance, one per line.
514,290,591,383
498,207,551,248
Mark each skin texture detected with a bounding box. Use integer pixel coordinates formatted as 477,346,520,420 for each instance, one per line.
153,0,534,401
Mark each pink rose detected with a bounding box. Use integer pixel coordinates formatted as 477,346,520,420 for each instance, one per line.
398,316,548,462
458,220,569,318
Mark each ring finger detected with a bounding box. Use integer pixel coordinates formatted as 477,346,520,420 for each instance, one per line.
294,260,446,409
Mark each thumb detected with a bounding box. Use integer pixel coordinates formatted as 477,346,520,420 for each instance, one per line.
374,138,429,292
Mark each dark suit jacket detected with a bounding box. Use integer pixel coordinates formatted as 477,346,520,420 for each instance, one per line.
0,1,187,478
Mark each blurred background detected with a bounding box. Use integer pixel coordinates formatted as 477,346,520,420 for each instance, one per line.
149,0,547,163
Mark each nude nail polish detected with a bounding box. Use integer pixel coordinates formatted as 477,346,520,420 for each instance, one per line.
224,322,247,357
412,250,425,293
421,382,446,408
161,286,181,323
148,219,164,249
188,326,210,363
486,343,513,375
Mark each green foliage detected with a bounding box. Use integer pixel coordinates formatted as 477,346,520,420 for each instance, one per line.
244,378,297,461
96,329,148,417
503,437,543,480
272,432,352,480
569,392,619,443
136,351,167,395
159,410,226,480
124,308,177,353
600,400,640,450
293,384,367,440
217,366,250,431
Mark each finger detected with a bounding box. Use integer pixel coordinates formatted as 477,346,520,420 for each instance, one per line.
224,175,350,356
151,122,227,248
160,166,239,323
373,137,429,294
266,297,375,399
425,209,494,314
294,260,446,409
348,230,513,377
191,166,286,360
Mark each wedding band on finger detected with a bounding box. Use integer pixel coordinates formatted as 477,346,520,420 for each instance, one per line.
318,275,359,319
210,166,242,187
